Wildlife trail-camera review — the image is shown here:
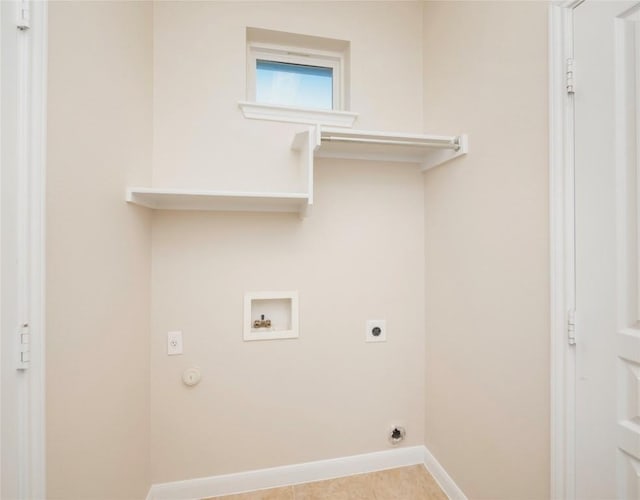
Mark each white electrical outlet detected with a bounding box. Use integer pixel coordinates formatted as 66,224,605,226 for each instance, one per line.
167,331,183,355
366,320,386,342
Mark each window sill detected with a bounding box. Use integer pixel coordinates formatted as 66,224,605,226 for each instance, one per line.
238,101,358,128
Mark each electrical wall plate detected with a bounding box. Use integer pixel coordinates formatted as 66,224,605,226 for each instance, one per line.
243,291,299,341
167,331,183,355
366,319,386,342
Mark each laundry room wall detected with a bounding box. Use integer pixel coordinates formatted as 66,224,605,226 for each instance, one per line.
422,2,550,498
46,2,153,497
150,0,428,483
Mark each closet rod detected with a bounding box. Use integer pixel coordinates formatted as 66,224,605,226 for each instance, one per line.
322,136,461,151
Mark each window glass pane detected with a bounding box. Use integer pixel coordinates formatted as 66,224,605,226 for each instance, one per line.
256,60,333,109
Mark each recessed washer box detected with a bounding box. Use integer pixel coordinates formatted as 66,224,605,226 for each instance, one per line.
243,291,299,341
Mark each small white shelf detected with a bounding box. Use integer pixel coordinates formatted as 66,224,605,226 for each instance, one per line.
126,188,310,214
293,125,468,171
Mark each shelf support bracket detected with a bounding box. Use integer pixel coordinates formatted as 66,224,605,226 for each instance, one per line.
291,124,321,218
420,134,469,172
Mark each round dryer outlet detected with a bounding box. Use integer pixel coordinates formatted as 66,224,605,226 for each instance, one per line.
389,426,406,445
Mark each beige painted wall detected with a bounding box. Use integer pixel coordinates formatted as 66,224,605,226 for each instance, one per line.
46,2,153,498
150,1,426,483
44,1,552,497
422,2,550,498
151,162,426,482
152,1,423,191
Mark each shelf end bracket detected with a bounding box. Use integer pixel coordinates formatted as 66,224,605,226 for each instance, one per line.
420,134,468,172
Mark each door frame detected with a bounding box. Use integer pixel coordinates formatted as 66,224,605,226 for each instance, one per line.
1,0,47,497
25,1,47,495
549,1,582,499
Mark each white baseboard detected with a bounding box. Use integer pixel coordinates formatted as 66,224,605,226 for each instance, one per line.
147,445,466,500
423,446,468,500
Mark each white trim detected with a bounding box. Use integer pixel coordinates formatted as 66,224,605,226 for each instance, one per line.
422,446,467,500
238,101,358,128
146,445,464,500
26,2,47,496
549,2,579,500
1,2,4,492
0,0,46,497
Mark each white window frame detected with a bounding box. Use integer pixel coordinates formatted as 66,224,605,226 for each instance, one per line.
247,42,344,111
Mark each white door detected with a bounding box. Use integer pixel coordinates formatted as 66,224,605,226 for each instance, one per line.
574,1,640,498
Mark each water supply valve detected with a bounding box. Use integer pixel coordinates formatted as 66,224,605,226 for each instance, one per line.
253,314,272,329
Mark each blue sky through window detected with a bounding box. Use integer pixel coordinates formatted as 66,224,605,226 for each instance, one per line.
256,60,333,109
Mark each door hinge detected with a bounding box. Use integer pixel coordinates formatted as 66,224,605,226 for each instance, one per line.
18,323,31,369
567,309,577,346
566,58,575,94
17,0,31,31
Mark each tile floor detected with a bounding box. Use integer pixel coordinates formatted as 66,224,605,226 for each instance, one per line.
207,464,448,500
